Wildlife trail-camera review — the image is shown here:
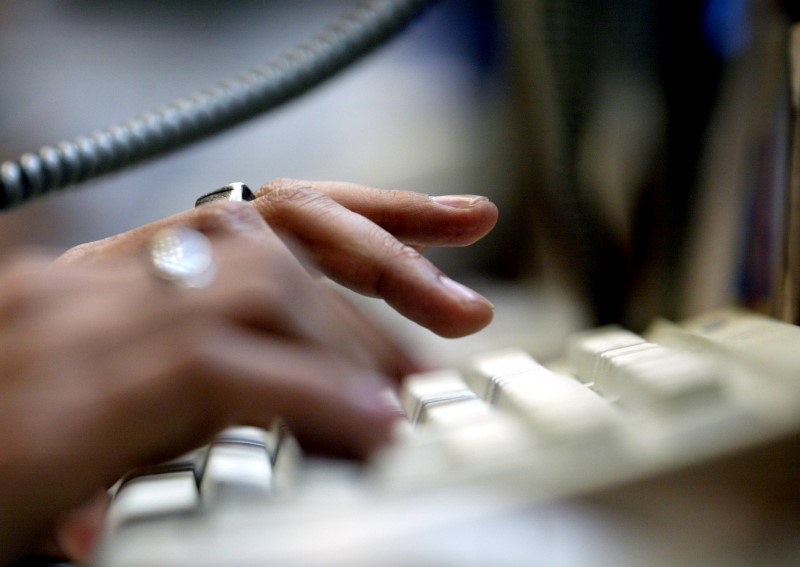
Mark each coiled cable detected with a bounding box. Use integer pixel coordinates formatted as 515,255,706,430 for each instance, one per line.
0,0,435,210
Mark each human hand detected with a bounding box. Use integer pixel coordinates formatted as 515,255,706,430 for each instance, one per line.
59,178,498,338
0,202,425,563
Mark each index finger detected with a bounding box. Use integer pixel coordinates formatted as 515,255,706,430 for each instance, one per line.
258,178,498,249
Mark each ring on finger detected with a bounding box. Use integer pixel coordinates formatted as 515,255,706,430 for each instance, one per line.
148,226,216,289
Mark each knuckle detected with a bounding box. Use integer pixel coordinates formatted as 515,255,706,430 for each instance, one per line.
259,177,305,195
391,242,423,263
355,222,398,256
256,179,329,223
268,184,321,205
373,243,423,295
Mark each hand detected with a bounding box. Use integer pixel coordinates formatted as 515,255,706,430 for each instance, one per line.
60,179,498,338
0,202,437,562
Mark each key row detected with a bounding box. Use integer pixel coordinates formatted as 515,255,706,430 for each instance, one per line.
108,422,301,530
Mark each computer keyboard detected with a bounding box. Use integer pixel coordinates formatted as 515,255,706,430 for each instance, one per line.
92,306,800,566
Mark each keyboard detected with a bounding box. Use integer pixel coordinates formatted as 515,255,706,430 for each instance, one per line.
92,306,800,566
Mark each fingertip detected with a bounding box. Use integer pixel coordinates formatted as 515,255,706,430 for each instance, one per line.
423,194,499,246
432,303,494,339
380,260,494,339
349,411,397,459
298,396,397,460
429,275,494,338
438,275,493,307
329,374,408,459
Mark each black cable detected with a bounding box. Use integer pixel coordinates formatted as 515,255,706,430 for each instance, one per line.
0,0,435,210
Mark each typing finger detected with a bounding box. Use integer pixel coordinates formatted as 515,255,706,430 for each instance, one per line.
252,182,494,337
257,178,498,249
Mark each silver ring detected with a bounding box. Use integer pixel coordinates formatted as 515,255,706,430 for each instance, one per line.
195,182,255,207
148,227,216,289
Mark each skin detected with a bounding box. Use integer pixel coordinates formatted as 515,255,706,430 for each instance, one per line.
0,179,497,563
63,179,498,337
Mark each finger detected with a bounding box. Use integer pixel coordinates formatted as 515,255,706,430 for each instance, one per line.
88,319,398,465
223,335,399,457
204,232,419,380
257,178,498,248
319,284,428,380
252,182,494,337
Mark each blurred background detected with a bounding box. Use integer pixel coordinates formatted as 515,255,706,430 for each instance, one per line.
0,0,795,365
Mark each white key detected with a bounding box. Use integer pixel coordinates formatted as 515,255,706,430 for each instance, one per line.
614,349,723,411
464,348,544,401
593,342,665,395
423,397,494,430
381,388,415,440
201,443,273,503
271,422,303,495
496,370,618,441
681,307,800,382
214,426,269,447
402,369,477,425
441,412,532,472
108,471,199,529
567,327,646,383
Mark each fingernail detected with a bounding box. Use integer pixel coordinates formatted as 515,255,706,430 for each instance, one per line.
430,195,487,208
439,275,494,307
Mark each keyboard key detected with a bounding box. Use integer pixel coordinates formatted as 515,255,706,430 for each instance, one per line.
680,307,800,382
463,348,617,441
567,327,646,383
423,397,494,430
441,412,533,471
271,420,303,495
495,370,618,441
213,426,271,448
401,369,478,425
612,349,723,412
592,342,664,395
200,428,273,504
112,447,207,491
108,470,199,529
464,348,545,401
